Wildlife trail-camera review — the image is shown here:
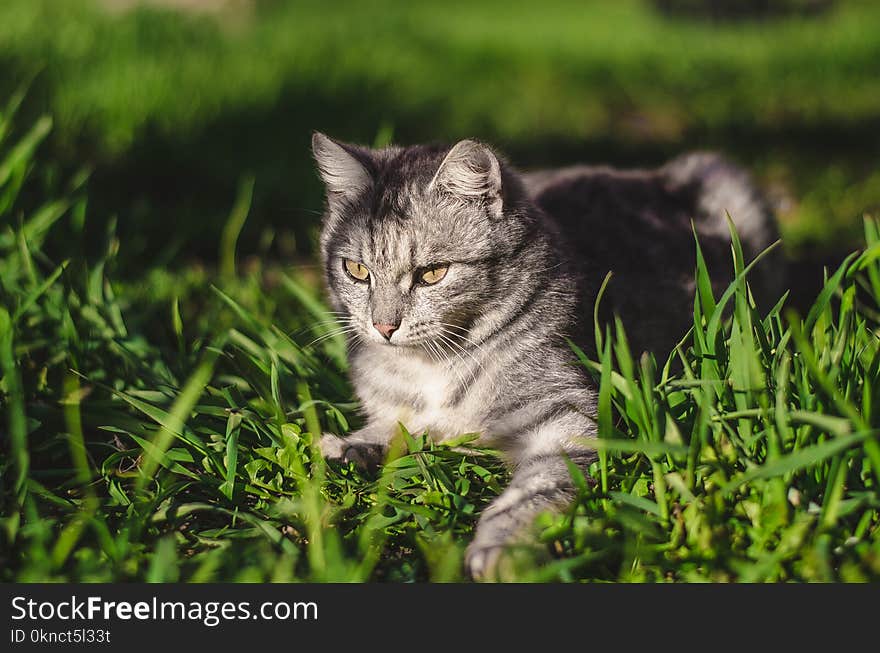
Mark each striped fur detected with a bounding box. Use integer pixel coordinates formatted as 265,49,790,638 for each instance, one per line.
311,133,779,579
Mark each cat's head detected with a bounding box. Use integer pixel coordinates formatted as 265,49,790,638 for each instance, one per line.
311,132,533,351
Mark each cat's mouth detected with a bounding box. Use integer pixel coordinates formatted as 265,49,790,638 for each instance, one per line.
368,333,428,351
365,329,412,348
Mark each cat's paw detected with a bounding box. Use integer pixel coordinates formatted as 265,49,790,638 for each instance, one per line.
464,542,507,582
466,524,551,582
465,540,551,582
319,434,385,471
318,433,348,460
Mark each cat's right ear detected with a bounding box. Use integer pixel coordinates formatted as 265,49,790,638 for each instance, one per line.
429,140,504,217
311,132,372,203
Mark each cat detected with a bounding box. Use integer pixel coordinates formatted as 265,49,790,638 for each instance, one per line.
311,133,779,579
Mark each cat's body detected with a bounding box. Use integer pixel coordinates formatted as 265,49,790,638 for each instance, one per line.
524,153,780,354
311,134,779,578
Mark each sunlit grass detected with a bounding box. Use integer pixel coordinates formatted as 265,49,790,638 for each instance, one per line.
0,0,878,253
1,102,879,582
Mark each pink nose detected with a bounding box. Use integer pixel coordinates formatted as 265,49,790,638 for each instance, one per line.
373,323,399,340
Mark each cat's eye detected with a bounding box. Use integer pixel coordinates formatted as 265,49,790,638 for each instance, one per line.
420,265,448,285
344,259,370,281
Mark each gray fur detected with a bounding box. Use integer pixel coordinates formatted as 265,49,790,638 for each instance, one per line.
311,133,779,579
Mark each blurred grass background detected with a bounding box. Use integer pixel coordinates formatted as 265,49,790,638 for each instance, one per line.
3,0,880,583
1,0,878,274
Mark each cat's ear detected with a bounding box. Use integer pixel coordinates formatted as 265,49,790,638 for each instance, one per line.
430,140,503,216
311,132,372,202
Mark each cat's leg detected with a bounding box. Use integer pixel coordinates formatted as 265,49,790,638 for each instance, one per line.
319,421,396,470
465,417,596,580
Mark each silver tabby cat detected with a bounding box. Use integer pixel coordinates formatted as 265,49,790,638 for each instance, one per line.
311,133,779,579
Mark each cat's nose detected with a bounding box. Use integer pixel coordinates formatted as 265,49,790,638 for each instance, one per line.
373,322,399,340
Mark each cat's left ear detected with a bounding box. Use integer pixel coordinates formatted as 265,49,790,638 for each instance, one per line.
430,140,503,217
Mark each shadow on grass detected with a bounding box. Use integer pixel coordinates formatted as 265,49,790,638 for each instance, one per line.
9,63,876,307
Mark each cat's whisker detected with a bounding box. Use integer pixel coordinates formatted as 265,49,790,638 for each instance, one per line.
302,318,355,332
285,316,355,339
435,331,479,389
309,314,354,323
440,330,487,389
305,325,360,349
439,326,485,364
348,331,364,351
346,333,365,357
437,321,471,334
305,331,358,350
420,340,442,367
428,338,449,365
438,347,475,395
427,335,472,393
437,322,483,348
291,323,354,342
441,327,495,393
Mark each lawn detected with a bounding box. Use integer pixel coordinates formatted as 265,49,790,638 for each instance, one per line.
0,0,878,266
2,95,879,581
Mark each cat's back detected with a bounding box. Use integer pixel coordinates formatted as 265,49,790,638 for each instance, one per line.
523,152,775,255
522,153,781,354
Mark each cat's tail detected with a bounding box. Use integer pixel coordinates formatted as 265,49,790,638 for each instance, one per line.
662,151,785,303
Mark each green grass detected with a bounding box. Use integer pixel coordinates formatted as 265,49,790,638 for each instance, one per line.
2,103,879,582
0,0,878,259
2,0,879,152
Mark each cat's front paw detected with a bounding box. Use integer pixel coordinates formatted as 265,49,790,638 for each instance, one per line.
318,433,348,460
466,518,552,581
465,539,550,582
464,541,507,582
319,433,385,471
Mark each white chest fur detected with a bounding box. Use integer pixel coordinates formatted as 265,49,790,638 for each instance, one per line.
352,345,489,441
